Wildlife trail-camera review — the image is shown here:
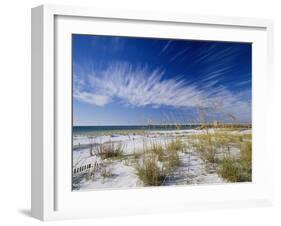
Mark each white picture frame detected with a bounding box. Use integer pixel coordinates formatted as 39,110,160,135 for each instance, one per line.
31,4,274,221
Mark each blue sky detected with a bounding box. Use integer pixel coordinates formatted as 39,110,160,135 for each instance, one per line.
72,34,251,126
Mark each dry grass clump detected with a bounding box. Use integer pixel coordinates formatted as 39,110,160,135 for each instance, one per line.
240,133,252,140
166,138,185,152
135,138,185,186
189,133,216,163
85,165,99,181
101,166,113,179
188,128,252,182
217,157,241,182
239,141,252,180
214,133,251,146
188,131,252,164
217,141,252,182
95,142,124,159
149,142,165,161
163,138,183,172
135,153,165,186
163,151,180,174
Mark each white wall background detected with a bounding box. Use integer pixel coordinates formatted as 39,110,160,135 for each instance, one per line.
0,0,280,225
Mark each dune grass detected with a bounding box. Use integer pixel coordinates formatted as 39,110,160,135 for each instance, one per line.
149,142,165,161
217,141,252,182
135,138,185,186
135,153,165,186
187,128,252,182
79,124,252,187
217,157,242,182
163,138,184,172
166,138,185,152
188,133,216,163
101,166,113,179
188,131,251,163
95,142,124,159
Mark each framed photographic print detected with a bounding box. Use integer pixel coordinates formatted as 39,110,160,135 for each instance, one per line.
31,4,274,221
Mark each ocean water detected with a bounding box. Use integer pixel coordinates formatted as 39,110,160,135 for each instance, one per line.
73,125,199,135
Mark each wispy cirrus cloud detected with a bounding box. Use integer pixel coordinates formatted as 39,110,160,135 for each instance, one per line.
168,47,191,63
74,62,251,121
74,91,110,106
236,79,251,87
158,40,173,56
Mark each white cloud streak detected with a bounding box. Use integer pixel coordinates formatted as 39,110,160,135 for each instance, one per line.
168,47,191,63
159,40,172,55
74,63,251,121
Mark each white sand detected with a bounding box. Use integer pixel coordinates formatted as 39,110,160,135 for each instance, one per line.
72,129,250,190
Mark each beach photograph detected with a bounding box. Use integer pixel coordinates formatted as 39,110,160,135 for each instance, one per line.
72,35,252,191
